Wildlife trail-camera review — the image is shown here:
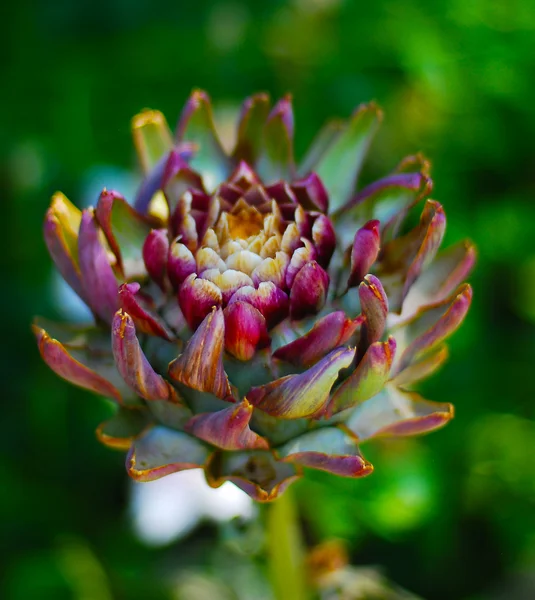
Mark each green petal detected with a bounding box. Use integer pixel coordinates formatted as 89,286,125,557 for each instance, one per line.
132,110,173,173
176,90,229,191
315,102,382,213
96,407,151,451
126,426,210,482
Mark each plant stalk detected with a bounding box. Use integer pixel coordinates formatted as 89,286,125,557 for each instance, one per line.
266,489,310,600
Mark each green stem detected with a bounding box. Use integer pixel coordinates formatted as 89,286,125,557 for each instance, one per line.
266,489,310,600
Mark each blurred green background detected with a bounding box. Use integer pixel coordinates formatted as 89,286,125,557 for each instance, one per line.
3,0,535,598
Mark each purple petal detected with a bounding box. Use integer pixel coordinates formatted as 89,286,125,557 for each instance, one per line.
248,347,355,419
142,228,169,290
286,240,317,288
205,451,301,502
33,324,123,403
118,283,174,340
327,337,396,416
178,273,223,330
168,239,197,290
78,209,119,324
311,214,336,268
228,282,289,328
290,261,330,320
273,311,363,367
348,220,380,288
346,386,454,441
185,400,269,450
223,301,269,361
168,307,232,399
127,426,210,482
112,310,177,402
291,172,329,213
358,275,388,348
277,428,373,478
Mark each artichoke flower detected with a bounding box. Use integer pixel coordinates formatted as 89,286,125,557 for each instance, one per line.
34,91,475,502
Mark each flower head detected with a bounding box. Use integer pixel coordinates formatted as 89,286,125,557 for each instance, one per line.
34,90,475,501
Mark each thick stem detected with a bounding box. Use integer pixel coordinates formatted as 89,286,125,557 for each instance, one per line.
266,489,310,600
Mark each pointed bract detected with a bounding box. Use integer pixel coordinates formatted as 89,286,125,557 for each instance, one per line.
249,347,355,419
233,93,270,164
143,228,169,290
185,400,268,450
96,407,151,451
358,275,388,348
315,102,383,213
118,283,174,340
112,310,176,402
132,109,173,173
273,311,363,367
348,220,380,288
168,307,232,399
277,427,373,477
346,386,454,441
176,89,228,191
328,337,396,416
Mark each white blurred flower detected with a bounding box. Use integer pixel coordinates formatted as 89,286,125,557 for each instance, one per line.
130,469,255,546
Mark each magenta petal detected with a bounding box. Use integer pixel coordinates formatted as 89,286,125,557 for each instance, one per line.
291,172,329,213
223,301,269,361
127,426,210,482
395,284,472,373
286,241,317,288
228,282,289,328
348,220,380,288
185,400,269,450
277,428,373,477
205,451,301,502
118,283,174,340
290,261,330,320
359,275,388,347
168,239,197,290
311,214,336,268
143,229,169,290
328,337,396,416
248,347,355,419
273,311,363,367
346,386,454,441
112,310,177,402
178,273,223,330
78,209,119,324
33,325,123,403
168,307,232,399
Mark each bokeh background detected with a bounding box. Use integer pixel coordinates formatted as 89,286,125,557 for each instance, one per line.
3,0,535,598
